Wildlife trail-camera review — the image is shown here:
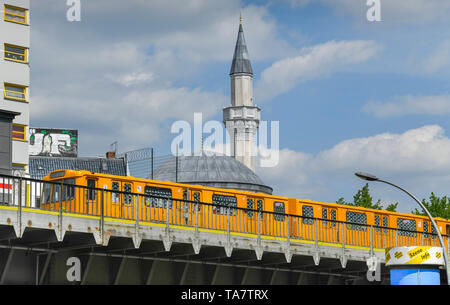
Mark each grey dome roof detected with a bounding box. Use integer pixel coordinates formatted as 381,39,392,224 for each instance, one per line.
152,154,272,194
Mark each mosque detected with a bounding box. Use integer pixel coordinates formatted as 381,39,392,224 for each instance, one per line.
152,18,273,195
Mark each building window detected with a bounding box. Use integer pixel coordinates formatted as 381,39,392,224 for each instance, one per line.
4,5,27,25
12,124,26,141
4,44,27,63
4,83,26,101
12,163,25,170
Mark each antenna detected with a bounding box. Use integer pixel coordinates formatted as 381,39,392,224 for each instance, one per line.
110,141,118,154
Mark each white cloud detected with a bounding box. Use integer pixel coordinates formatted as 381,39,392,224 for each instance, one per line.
30,1,296,156
255,40,381,102
112,72,156,87
421,40,450,74
363,94,450,118
256,125,450,211
31,86,228,154
297,0,450,24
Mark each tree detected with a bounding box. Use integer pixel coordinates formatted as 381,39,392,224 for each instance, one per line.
337,183,398,212
413,193,450,220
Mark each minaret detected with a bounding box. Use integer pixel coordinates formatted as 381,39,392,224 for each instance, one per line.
223,17,260,171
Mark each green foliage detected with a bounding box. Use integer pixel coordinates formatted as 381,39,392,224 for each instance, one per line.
385,202,399,212
337,183,398,212
412,193,450,220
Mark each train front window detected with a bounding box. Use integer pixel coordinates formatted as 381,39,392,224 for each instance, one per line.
52,184,61,203
63,179,75,200
87,179,96,201
42,183,52,204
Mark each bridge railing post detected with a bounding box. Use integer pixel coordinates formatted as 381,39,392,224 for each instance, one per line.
100,189,104,244
370,225,373,256
314,218,318,246
18,177,22,236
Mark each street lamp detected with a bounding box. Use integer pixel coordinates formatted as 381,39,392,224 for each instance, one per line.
354,171,450,285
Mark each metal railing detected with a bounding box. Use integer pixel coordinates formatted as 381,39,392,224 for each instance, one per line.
0,174,447,254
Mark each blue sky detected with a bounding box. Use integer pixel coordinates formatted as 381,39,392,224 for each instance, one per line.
30,0,450,213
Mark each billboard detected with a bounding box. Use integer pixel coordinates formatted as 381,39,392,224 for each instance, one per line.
29,128,78,157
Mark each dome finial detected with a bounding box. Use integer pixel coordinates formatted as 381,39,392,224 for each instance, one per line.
240,13,243,25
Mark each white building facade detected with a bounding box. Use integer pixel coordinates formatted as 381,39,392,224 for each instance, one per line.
0,0,30,176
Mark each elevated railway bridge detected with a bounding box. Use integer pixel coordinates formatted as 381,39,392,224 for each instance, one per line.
0,174,446,285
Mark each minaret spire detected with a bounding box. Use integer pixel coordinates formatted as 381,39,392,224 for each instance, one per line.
223,17,260,172
230,16,253,76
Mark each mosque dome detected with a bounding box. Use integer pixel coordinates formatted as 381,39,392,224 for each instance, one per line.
152,154,273,195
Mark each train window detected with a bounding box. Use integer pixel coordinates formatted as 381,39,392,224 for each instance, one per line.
193,192,201,211
52,184,61,203
330,209,337,227
273,202,285,221
302,205,314,225
42,183,52,204
257,200,263,218
87,179,96,201
111,182,120,203
397,218,416,237
50,170,65,179
247,199,254,217
322,208,327,226
346,211,367,231
374,215,380,232
423,222,437,239
63,179,75,200
383,216,388,233
144,186,172,209
123,183,132,204
212,194,237,216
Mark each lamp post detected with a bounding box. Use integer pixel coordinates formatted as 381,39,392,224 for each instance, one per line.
354,172,450,285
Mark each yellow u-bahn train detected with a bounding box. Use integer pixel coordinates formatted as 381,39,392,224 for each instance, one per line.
41,169,450,249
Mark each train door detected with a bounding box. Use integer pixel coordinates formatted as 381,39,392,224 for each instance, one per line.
373,214,390,248
319,207,338,243
121,182,134,219
85,178,98,215
109,181,121,218
181,189,201,227
241,197,260,234
300,204,315,240
272,201,287,237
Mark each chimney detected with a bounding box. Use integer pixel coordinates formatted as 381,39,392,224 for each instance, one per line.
106,151,116,159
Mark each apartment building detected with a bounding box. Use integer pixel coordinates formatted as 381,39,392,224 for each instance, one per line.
0,0,30,176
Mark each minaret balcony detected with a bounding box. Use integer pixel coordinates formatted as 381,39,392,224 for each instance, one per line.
223,105,261,121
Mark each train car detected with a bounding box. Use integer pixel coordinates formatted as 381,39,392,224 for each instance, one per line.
41,169,290,237
41,169,450,248
288,197,450,249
